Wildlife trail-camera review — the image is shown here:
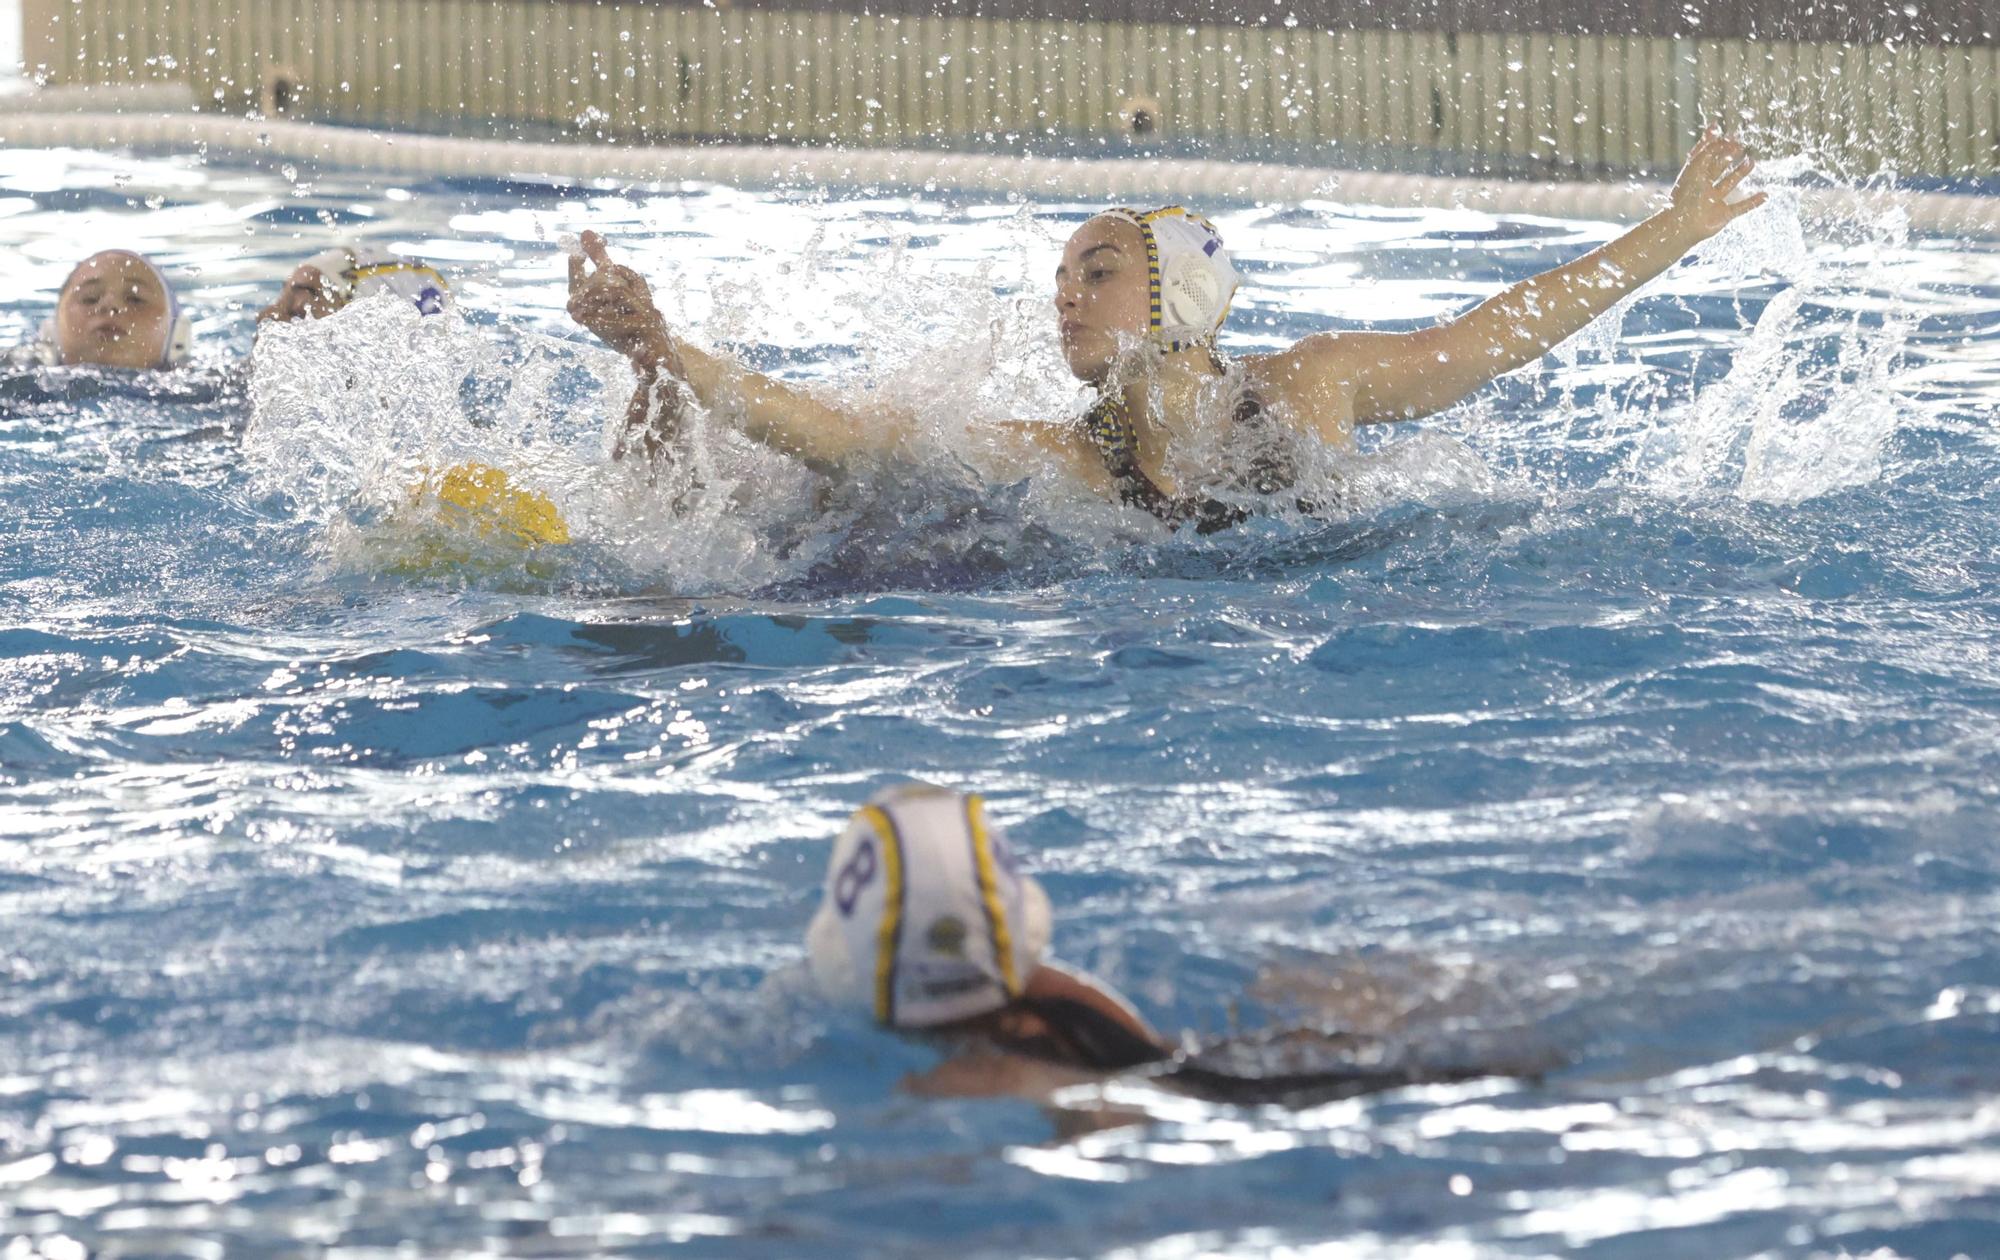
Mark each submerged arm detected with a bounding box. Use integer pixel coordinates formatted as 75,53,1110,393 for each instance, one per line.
1268,130,1767,427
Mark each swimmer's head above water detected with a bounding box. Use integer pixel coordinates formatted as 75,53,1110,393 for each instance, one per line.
1054,207,1240,386
257,245,450,324
807,782,1172,1069
35,250,192,371
808,782,1053,1028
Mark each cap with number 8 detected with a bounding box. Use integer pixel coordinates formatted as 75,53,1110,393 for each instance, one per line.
806,783,1052,1029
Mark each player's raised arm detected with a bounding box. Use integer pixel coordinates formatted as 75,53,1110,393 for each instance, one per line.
1263,130,1767,429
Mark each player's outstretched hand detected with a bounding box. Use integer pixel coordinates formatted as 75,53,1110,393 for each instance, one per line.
1668,127,1768,241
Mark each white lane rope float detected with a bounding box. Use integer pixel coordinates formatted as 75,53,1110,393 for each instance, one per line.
3,106,1998,239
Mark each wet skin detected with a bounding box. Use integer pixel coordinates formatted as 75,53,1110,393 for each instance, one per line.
566,130,1767,502
54,252,173,370
257,263,343,324
1052,216,1156,387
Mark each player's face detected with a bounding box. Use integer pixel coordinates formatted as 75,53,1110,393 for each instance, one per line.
56,253,173,370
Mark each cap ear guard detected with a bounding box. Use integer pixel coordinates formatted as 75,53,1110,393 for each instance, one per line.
161,308,193,369
1160,252,1223,330
806,785,1051,1029
144,261,191,368
1099,206,1240,354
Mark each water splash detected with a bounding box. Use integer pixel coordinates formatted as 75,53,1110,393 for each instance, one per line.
1604,163,1916,504
240,218,1328,595
239,170,1942,599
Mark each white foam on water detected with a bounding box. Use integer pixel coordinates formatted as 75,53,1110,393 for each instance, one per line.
1612,160,1918,505
1739,301,1908,506
239,167,1945,593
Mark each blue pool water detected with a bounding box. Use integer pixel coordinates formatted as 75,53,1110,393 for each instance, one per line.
3,144,1999,1257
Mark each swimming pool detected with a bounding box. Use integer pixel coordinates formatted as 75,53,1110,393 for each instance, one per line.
3,143,1999,1257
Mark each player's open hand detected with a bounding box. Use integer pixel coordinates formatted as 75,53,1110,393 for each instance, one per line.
1668,128,1767,241
566,230,675,365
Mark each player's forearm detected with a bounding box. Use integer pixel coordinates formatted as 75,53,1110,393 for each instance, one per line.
630,332,902,470
1449,207,1702,380
1351,209,1702,424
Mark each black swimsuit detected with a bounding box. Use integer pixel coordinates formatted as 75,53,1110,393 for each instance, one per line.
1074,373,1300,534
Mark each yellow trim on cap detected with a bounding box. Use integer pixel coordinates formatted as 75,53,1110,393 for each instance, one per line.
1101,204,1221,354
349,260,450,290
862,805,906,1024
965,794,1020,997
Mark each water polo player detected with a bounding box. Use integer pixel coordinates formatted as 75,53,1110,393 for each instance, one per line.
7,250,193,371
257,245,450,324
567,130,1764,530
807,783,1511,1110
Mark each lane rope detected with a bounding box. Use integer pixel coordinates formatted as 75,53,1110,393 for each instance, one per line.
3,107,1995,237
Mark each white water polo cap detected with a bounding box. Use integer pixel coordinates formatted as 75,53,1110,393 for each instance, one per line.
303,245,449,315
807,784,1052,1029
1100,206,1240,352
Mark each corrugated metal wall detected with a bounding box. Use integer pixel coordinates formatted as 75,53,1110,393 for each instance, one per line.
20,0,2000,178
637,1,1998,49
